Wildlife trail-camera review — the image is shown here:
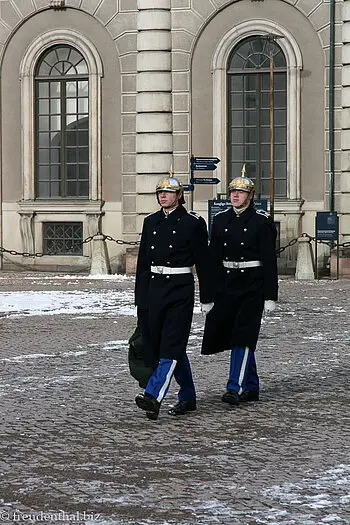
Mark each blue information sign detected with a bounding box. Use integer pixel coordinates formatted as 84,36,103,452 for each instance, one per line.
191,156,220,171
315,212,338,241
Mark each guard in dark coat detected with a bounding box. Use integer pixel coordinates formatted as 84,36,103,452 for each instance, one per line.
201,167,278,405
134,176,213,420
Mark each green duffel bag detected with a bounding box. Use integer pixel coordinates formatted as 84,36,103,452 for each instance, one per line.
128,323,154,388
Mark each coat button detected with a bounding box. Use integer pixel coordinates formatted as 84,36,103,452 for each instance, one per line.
241,242,244,245
167,261,170,265
153,231,157,235
241,269,245,273
151,246,155,249
225,228,228,232
173,230,176,234
169,245,173,248
225,257,228,260
227,270,230,274
244,228,247,232
241,257,244,260
151,275,155,279
166,275,170,279
223,242,227,246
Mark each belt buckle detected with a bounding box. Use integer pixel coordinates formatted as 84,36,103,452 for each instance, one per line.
233,261,239,269
157,266,163,274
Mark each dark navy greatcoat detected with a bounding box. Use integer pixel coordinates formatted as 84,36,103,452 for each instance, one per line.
135,205,213,367
201,204,278,355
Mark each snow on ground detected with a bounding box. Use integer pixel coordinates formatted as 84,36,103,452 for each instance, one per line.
0,290,136,318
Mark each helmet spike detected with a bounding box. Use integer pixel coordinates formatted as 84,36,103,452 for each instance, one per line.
169,165,174,177
241,163,247,176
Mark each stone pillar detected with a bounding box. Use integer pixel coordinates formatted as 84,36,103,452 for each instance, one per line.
136,0,172,230
341,1,350,243
295,236,315,280
90,235,111,276
19,213,35,255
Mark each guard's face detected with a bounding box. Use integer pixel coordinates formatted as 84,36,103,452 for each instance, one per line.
230,189,253,209
157,190,181,210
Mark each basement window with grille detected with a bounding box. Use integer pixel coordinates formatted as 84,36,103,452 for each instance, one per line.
43,222,83,255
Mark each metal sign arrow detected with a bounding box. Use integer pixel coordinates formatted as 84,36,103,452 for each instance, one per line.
182,184,194,192
190,177,220,185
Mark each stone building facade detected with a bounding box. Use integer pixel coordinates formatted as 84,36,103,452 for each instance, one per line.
0,0,347,273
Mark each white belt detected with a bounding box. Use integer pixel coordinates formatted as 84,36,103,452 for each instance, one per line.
223,260,262,269
151,265,193,275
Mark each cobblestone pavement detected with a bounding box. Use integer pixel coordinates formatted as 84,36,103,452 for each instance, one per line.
0,272,349,525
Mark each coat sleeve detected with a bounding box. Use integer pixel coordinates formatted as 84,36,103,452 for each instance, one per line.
191,217,214,304
258,218,278,301
134,219,150,308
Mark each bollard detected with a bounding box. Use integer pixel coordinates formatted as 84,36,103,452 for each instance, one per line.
90,235,111,275
295,236,315,280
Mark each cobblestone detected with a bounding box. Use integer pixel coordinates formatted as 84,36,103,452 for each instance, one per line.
0,272,349,525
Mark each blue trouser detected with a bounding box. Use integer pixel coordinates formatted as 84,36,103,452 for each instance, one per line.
145,354,196,403
226,345,259,394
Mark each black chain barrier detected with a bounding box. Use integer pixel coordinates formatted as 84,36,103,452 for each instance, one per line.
0,232,349,259
0,232,140,258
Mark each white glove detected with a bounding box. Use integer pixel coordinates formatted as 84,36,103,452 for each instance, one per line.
264,300,276,314
201,302,214,315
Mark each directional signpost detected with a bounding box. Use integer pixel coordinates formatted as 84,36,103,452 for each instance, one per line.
188,155,221,207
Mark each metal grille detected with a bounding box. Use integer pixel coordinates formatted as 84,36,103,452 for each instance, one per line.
43,222,83,255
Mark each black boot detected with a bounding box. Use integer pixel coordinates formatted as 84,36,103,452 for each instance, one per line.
239,390,259,402
168,399,197,416
222,390,240,406
135,393,160,420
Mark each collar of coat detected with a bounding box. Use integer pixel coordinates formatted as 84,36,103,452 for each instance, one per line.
154,204,187,224
227,205,255,223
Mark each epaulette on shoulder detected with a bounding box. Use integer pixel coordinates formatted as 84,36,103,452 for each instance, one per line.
255,209,270,219
188,210,201,220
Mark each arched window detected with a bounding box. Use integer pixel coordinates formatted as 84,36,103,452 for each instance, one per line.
227,36,287,198
35,45,89,198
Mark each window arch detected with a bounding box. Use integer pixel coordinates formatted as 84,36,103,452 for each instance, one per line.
19,29,103,202
35,45,89,198
227,36,287,198
212,21,302,202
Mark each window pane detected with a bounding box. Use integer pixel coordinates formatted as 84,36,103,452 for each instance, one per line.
78,148,88,162
66,148,77,162
66,131,77,146
78,164,89,180
51,166,60,181
78,81,88,96
50,82,60,97
260,127,270,143
275,127,286,143
66,81,77,97
38,116,49,131
246,110,256,125
38,149,50,163
50,116,61,131
261,144,270,160
78,98,88,113
38,83,49,97
77,130,88,146
51,149,60,163
275,110,286,126
38,181,50,197
79,181,89,196
67,181,78,196
229,76,243,91
38,166,49,180
66,115,76,126
275,144,287,159
39,100,49,113
50,99,61,114
275,162,287,179
231,128,243,143
67,165,77,180
38,133,50,147
232,110,243,126
67,99,77,114
50,181,60,197
245,128,256,143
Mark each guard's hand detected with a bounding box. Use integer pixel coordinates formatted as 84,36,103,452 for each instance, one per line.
264,300,276,314
201,302,214,315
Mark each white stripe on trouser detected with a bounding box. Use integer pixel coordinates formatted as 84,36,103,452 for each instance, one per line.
157,359,177,402
237,347,250,395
